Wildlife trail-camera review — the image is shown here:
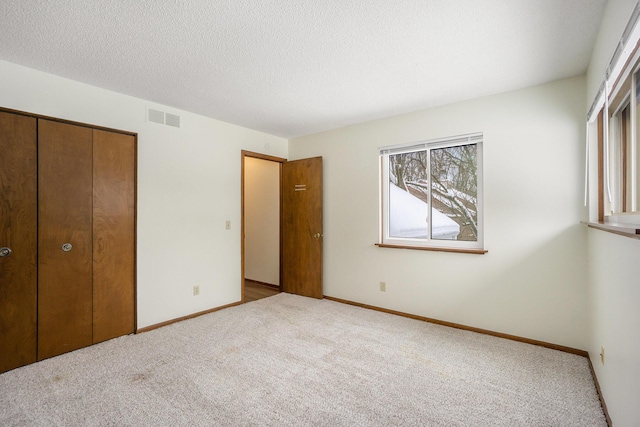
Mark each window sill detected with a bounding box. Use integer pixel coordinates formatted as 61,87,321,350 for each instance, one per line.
375,243,488,255
582,221,640,239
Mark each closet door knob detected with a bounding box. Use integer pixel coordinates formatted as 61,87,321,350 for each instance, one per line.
0,247,11,257
61,243,73,252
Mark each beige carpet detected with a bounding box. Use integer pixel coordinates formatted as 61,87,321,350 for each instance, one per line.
0,293,606,426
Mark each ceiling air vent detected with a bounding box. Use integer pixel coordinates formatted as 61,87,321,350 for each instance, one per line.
147,108,181,128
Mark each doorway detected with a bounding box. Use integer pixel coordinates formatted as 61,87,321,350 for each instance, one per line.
241,151,324,303
241,151,285,302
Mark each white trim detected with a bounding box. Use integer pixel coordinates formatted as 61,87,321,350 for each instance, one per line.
584,121,589,207
379,133,482,155
632,71,638,211
588,84,606,123
426,147,433,240
604,83,613,204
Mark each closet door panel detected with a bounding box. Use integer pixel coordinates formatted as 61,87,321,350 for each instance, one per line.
38,120,93,360
93,130,135,343
0,112,37,373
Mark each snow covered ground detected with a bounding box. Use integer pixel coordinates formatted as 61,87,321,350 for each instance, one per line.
389,183,460,240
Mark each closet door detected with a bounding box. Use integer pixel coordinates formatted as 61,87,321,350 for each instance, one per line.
38,120,93,360
93,129,135,343
0,112,37,373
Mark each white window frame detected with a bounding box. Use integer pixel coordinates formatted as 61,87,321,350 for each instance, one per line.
379,133,484,251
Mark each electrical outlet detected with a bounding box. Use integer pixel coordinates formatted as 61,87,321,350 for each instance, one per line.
225,220,231,230
380,281,386,292
600,345,605,365
193,285,200,296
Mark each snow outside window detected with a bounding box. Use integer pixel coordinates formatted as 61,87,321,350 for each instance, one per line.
380,133,484,251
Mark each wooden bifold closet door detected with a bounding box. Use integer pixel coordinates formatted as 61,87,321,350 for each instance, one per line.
38,121,136,359
0,110,135,372
38,120,94,360
92,129,135,344
0,112,38,373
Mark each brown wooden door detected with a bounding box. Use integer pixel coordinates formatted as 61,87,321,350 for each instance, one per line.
92,129,135,343
38,120,94,360
0,112,38,373
282,157,323,298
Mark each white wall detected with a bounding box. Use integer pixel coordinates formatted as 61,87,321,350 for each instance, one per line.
244,157,280,286
290,75,589,350
585,0,640,425
0,60,288,329
587,230,640,426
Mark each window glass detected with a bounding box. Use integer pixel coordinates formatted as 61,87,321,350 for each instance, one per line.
388,150,429,239
430,144,478,241
612,104,630,213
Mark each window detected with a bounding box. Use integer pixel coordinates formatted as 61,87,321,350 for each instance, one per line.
379,133,484,252
587,1,640,234
595,47,640,227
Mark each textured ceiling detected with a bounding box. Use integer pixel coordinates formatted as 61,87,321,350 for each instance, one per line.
0,1,607,138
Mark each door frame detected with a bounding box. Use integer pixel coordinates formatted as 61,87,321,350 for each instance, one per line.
240,150,287,302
